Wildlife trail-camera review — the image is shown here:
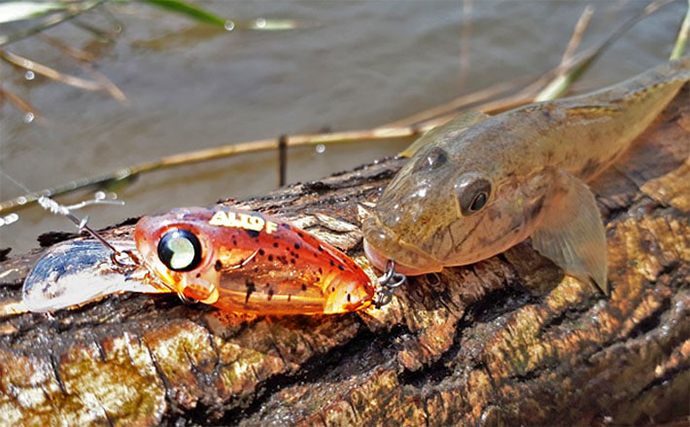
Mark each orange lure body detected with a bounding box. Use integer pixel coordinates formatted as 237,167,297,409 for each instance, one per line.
134,207,374,315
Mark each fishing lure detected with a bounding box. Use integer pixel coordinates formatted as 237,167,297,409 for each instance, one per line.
134,207,376,315
15,203,380,315
363,57,690,293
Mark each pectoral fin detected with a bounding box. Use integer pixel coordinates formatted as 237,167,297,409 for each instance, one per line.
532,170,609,295
400,110,488,157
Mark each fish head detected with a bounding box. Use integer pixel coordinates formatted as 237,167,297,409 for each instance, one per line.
363,131,551,275
135,208,224,303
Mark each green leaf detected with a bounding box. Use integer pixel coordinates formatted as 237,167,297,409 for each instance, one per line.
140,0,226,27
0,1,69,24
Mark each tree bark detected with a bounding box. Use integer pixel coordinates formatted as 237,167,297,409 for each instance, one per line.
0,87,688,427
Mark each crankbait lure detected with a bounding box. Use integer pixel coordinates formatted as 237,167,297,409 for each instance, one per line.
14,202,380,315
363,57,690,293
134,207,376,315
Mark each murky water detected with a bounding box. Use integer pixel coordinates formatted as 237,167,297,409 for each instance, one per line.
0,0,685,254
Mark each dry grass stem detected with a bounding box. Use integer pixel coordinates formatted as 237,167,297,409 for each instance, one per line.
560,5,594,69
83,63,128,103
36,34,128,103
38,34,98,62
383,79,526,127
0,50,127,103
1,50,102,91
0,87,37,117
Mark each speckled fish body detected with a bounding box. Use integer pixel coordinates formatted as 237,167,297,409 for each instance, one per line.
363,57,690,293
135,207,374,315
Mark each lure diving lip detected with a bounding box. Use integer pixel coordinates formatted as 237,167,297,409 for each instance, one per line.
21,240,165,313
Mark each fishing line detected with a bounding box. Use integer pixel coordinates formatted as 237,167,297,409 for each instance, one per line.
0,168,127,258
1,168,33,194
0,169,27,227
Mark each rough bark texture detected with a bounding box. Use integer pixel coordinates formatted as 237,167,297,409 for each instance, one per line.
0,88,688,427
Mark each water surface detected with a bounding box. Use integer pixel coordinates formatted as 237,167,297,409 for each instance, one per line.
0,0,684,253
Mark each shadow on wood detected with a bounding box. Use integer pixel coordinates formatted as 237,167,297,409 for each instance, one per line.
0,87,688,426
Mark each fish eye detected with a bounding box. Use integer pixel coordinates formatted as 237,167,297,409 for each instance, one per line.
157,229,202,271
413,146,448,173
469,192,488,212
455,174,492,216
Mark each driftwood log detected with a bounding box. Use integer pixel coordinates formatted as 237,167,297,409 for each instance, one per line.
0,87,688,426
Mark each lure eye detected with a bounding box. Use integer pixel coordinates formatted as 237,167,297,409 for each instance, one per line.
455,174,492,216
157,229,203,272
413,146,448,173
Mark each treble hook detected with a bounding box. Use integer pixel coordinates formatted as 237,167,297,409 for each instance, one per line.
373,260,406,308
176,292,199,306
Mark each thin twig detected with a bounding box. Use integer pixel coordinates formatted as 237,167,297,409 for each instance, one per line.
532,5,594,102
0,87,37,117
560,5,595,69
81,63,128,103
0,87,48,125
0,50,103,92
386,0,670,127
278,136,288,187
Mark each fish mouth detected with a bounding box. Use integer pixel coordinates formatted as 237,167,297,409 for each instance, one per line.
362,217,443,276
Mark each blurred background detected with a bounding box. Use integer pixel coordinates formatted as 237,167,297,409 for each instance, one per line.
0,0,685,253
